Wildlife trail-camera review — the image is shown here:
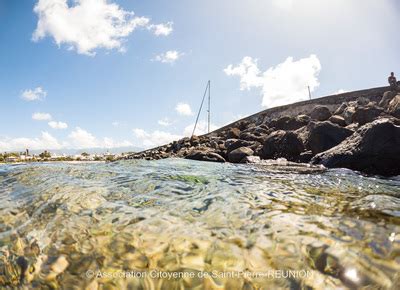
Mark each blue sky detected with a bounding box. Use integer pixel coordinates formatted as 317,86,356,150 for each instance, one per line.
0,0,399,151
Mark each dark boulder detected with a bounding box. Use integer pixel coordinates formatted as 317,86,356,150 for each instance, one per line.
228,147,254,163
261,130,305,161
307,121,354,154
227,128,241,139
310,106,332,121
328,115,346,127
241,155,261,163
352,106,383,126
250,126,270,136
297,114,311,123
298,151,314,163
379,91,396,108
312,119,400,176
190,136,200,146
388,94,400,118
356,96,370,106
239,132,266,143
185,150,226,163
334,103,347,115
226,139,256,153
270,115,309,131
343,106,356,125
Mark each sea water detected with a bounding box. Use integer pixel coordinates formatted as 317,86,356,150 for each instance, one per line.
0,159,399,289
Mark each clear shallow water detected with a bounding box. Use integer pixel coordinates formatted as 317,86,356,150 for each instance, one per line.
0,159,399,289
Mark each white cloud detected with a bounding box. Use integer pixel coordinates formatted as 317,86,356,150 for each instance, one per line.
175,102,193,116
224,56,263,90
68,127,131,148
48,121,68,129
148,22,173,36
225,54,321,108
272,0,294,10
183,121,219,137
21,87,47,101
158,118,172,127
153,50,183,64
133,128,182,148
112,121,120,127
32,112,52,121
68,127,98,148
0,132,63,152
0,128,132,151
32,0,151,56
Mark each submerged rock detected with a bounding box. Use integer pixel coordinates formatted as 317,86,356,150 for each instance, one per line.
307,121,354,154
312,119,400,176
261,130,304,161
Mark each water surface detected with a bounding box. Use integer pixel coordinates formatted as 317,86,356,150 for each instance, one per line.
0,159,399,289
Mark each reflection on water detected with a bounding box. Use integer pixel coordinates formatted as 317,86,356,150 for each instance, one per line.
0,159,399,289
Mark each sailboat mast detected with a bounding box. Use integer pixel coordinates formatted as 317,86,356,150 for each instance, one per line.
208,80,211,133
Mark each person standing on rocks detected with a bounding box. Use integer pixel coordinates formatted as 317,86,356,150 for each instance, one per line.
388,72,398,91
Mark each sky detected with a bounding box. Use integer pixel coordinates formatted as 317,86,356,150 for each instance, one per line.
0,0,399,151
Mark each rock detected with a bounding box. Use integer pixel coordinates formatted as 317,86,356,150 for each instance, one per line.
352,106,383,125
237,120,251,130
228,147,254,163
227,128,241,139
261,130,305,161
225,139,239,149
310,106,332,121
240,156,261,163
297,114,311,124
239,132,266,143
357,96,370,106
226,139,255,153
294,125,309,145
312,119,400,176
388,94,400,118
190,136,200,146
379,91,396,108
346,123,359,131
328,115,346,127
270,115,309,131
307,121,354,154
343,106,356,125
334,103,347,115
299,151,314,163
250,126,270,136
185,150,226,163
51,256,69,275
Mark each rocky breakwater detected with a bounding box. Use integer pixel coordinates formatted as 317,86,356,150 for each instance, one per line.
125,89,400,177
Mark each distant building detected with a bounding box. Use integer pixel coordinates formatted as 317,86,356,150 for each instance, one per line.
5,156,19,162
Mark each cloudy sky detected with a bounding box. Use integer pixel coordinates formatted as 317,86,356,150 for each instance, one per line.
0,0,399,151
